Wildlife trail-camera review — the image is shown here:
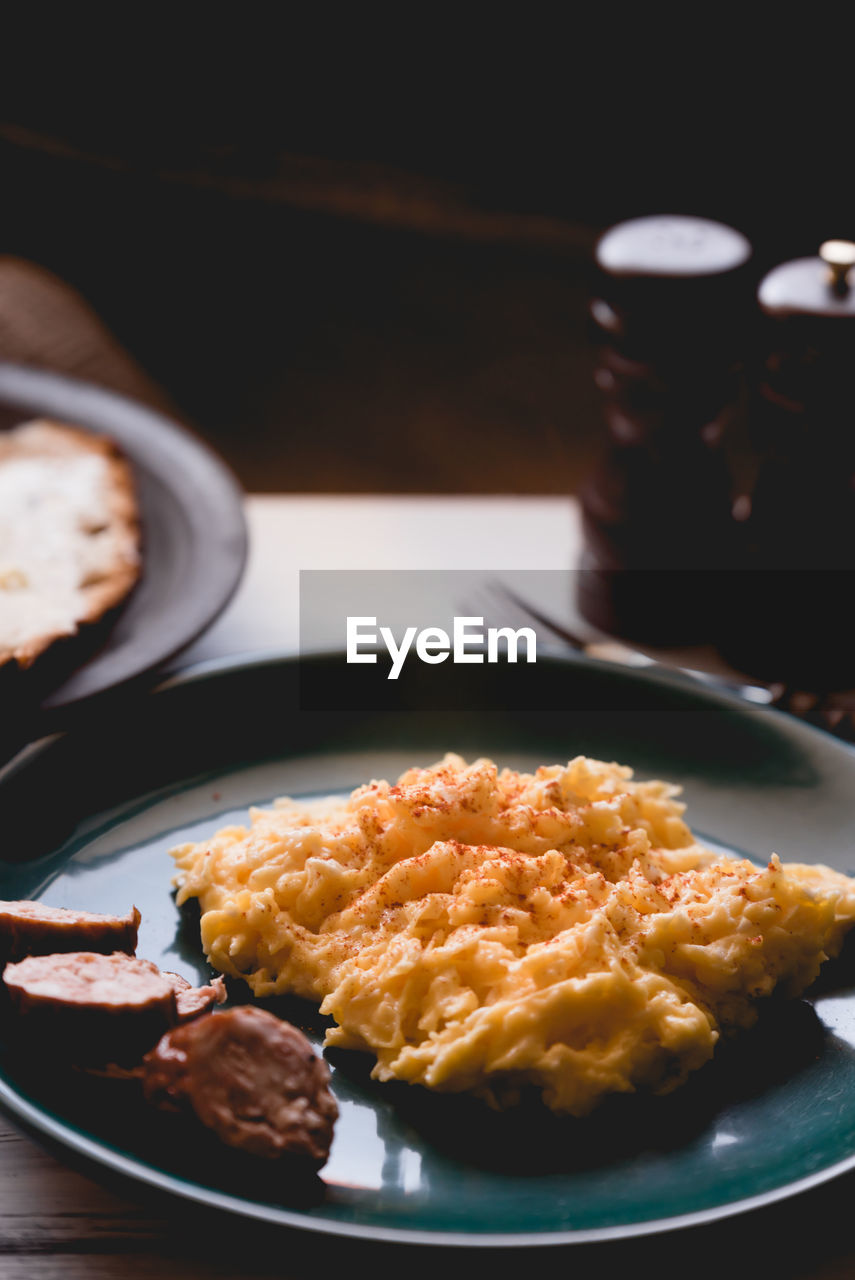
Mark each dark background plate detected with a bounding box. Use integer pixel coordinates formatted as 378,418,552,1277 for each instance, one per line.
0,361,247,726
2,651,855,1249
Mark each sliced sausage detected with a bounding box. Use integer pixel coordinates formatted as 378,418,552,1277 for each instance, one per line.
142,1006,338,1167
3,951,178,1064
70,976,226,1078
0,900,140,966
163,972,227,1022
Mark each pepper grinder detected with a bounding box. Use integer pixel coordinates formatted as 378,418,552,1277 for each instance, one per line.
718,240,855,688
578,215,754,644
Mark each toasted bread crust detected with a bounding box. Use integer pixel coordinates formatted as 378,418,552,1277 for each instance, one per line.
0,419,141,670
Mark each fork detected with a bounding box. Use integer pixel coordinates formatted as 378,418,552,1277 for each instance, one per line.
464,576,773,704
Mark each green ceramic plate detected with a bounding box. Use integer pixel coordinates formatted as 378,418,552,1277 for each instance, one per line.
2,649,855,1248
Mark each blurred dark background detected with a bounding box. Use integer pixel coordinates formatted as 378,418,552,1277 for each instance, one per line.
0,19,848,493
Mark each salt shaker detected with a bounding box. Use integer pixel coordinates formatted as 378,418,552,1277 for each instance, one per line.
578,215,754,643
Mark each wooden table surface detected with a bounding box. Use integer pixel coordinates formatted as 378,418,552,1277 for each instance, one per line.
3,495,855,1280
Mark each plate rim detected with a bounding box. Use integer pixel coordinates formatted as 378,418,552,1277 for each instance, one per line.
2,647,855,1248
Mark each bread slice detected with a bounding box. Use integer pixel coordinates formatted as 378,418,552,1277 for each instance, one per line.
0,419,141,671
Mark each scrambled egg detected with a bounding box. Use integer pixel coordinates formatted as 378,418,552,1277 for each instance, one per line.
171,755,855,1115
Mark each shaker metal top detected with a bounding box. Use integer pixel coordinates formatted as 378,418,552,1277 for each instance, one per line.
819,240,855,295
759,242,855,318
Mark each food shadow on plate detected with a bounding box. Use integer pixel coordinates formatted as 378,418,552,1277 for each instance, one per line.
325,996,829,1177
0,984,845,1202
0,1041,328,1211
171,898,855,1180
800,928,855,998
